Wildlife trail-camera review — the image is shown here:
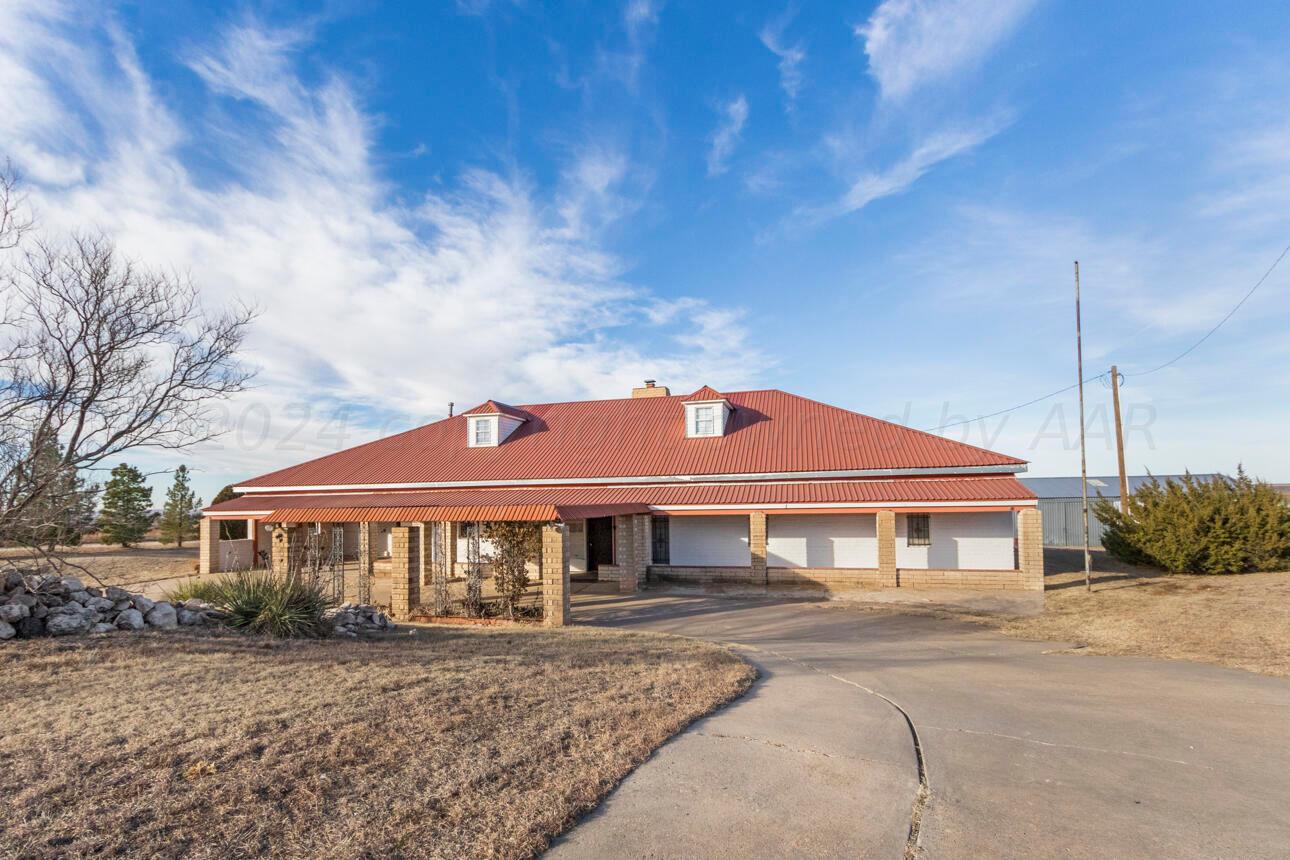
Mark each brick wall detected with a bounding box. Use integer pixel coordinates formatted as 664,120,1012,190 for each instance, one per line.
1017,507,1045,591
896,568,1033,590
749,511,767,585
199,518,218,576
876,510,897,587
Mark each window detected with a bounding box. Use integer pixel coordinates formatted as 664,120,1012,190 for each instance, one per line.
906,514,931,546
694,405,715,436
651,516,670,564
472,418,494,446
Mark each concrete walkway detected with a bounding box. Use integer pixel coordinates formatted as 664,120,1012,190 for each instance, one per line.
548,589,1290,859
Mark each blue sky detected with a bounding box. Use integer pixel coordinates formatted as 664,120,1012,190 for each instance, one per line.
3,0,1289,504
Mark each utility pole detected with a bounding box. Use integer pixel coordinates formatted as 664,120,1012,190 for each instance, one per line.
1074,262,1092,593
1110,365,1129,512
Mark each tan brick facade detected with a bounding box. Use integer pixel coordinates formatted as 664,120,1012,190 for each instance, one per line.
389,525,419,619
1017,507,1044,591
199,518,218,577
876,510,897,587
541,523,570,626
749,511,767,585
270,525,290,576
614,515,637,592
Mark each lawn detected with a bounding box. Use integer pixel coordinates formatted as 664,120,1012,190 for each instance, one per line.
988,549,1290,677
1,626,753,859
0,541,200,597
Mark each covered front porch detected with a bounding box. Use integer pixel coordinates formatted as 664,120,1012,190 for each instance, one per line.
200,504,655,626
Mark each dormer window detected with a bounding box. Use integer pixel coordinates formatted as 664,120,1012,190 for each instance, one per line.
464,400,528,447
471,416,496,447
693,406,716,436
682,386,732,438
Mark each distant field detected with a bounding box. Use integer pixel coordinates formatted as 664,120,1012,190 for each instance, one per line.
0,542,200,597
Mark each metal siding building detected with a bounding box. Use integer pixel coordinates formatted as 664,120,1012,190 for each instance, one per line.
1020,475,1224,548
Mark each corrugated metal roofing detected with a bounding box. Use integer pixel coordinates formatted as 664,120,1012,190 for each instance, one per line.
683,385,726,402
460,400,529,419
236,389,1026,489
262,503,648,523
207,475,1034,516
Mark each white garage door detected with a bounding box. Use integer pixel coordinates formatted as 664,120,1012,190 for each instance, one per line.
669,515,750,566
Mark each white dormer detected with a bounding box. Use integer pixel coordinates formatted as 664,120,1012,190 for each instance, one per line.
463,401,527,447
682,386,732,438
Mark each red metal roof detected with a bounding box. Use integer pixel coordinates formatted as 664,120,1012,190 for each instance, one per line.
262,503,650,523
460,400,528,420
207,475,1035,517
682,385,726,402
234,389,1026,489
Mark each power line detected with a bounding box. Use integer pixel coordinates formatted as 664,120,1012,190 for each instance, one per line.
1125,241,1290,377
925,241,1289,432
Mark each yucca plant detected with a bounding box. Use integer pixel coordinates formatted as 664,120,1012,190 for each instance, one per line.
174,571,331,638
166,578,227,604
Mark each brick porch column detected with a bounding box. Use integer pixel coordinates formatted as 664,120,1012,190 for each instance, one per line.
271,524,290,576
877,511,897,587
632,513,651,590
1017,508,1045,591
749,511,767,585
389,526,419,619
199,517,219,576
541,523,570,627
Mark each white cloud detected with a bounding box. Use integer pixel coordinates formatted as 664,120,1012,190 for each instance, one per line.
759,14,806,107
706,95,749,176
0,5,766,497
857,0,1037,102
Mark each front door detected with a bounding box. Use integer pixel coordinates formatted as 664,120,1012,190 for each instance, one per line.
585,516,615,574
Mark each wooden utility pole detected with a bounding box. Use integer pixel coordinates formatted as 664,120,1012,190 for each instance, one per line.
1110,365,1129,512
1074,262,1092,593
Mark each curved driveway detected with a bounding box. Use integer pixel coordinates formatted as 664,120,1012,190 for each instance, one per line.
548,590,1290,859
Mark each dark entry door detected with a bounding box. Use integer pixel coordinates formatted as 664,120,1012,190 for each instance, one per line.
585,517,615,573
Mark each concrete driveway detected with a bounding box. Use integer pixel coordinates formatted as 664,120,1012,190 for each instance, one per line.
548,589,1290,859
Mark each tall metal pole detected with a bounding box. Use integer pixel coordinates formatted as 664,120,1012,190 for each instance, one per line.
1110,364,1129,512
1074,262,1092,592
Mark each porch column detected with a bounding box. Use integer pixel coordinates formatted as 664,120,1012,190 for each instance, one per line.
632,513,651,590
613,514,645,593
271,524,290,576
389,526,419,619
1018,508,1045,591
749,511,767,585
541,522,570,627
877,511,897,587
199,518,219,576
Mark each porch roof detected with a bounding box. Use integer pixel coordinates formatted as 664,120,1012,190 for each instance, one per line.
204,475,1036,520
260,502,650,523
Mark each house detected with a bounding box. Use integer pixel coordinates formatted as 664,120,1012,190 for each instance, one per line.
1020,474,1225,548
201,383,1044,625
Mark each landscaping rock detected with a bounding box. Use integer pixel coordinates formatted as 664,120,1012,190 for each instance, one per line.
132,595,156,614
8,592,38,608
15,616,44,638
145,603,178,628
46,612,92,636
105,586,131,602
91,623,116,635
176,608,204,626
3,570,24,591
0,603,29,623
324,604,394,637
0,621,14,640
115,609,145,631
86,596,116,613
60,576,84,593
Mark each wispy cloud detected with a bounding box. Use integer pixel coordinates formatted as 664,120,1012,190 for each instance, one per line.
857,0,1038,102
0,3,765,490
759,11,806,108
706,95,749,176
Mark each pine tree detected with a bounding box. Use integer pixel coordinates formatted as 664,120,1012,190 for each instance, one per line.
211,485,242,506
157,465,200,547
19,436,100,549
99,464,153,547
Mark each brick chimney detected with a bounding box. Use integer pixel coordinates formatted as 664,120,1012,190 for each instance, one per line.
631,379,670,398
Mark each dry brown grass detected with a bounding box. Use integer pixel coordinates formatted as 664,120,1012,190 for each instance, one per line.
972,549,1290,677
0,626,753,859
0,542,200,597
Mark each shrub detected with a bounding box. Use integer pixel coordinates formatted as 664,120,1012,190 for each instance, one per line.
166,578,226,604
1094,469,1290,574
482,522,542,619
172,571,330,637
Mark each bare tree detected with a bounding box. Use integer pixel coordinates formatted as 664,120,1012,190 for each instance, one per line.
0,165,255,579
